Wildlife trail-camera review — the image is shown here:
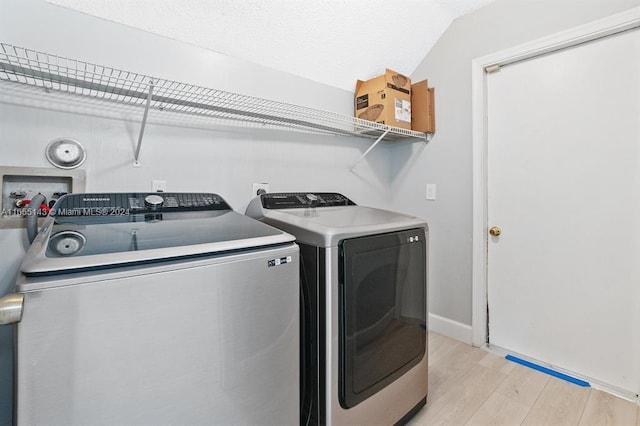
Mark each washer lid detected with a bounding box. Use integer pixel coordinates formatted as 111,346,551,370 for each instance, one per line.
21,207,294,276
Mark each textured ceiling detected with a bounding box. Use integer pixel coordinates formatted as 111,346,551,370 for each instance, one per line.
46,0,492,91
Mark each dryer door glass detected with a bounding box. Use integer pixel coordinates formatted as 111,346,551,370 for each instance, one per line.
339,229,426,408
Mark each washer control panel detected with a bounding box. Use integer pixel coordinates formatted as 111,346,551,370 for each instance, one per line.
52,192,230,217
260,192,355,209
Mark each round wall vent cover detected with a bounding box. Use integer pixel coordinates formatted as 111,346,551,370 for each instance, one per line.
45,138,87,169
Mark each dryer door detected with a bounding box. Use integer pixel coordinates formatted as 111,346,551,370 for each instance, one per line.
339,228,427,408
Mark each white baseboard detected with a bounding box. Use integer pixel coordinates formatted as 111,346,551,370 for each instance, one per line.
428,313,473,345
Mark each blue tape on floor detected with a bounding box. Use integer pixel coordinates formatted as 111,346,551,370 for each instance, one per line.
505,354,591,387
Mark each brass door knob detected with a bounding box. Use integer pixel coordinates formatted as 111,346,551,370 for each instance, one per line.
489,226,502,236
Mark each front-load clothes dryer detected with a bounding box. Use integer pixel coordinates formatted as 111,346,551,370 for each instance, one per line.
1,192,299,426
246,192,428,426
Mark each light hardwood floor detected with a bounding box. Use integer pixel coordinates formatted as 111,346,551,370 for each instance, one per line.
409,333,639,426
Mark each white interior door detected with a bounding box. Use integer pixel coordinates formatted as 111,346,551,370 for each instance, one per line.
487,28,640,395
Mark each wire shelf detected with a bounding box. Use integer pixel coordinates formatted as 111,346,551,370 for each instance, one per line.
0,43,429,141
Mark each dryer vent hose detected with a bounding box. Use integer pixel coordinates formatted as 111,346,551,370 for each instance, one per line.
27,193,46,245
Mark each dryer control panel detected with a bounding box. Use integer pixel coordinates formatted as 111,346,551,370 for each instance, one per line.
52,192,231,217
260,192,355,209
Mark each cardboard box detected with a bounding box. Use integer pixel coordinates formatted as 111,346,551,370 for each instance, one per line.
411,79,435,133
355,69,412,130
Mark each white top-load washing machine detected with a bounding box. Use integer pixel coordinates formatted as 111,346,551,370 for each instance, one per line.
0,192,299,425
246,192,428,426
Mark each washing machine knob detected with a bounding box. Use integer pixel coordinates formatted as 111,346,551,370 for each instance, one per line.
144,194,164,209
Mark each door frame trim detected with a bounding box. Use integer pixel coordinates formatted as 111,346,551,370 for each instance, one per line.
470,6,640,347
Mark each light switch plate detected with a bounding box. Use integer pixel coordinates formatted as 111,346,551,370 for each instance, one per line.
426,183,436,200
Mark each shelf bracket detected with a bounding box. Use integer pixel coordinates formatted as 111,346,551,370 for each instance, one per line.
133,80,154,167
349,128,390,171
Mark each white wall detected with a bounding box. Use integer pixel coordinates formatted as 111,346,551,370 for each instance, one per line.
392,0,639,335
0,0,396,422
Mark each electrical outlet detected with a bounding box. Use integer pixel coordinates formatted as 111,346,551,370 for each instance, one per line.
426,183,436,200
252,182,270,197
152,180,167,192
